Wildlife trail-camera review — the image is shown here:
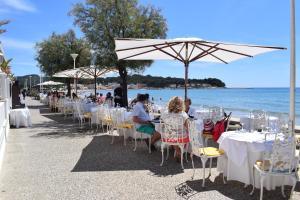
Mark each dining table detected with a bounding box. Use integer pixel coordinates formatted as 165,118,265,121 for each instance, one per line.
217,131,294,190
9,107,32,128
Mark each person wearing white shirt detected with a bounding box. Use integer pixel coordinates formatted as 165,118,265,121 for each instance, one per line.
184,98,196,118
132,94,161,150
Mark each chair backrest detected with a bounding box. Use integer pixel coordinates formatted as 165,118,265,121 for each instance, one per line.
160,113,188,143
250,110,267,131
264,132,296,174
210,106,224,122
188,120,205,156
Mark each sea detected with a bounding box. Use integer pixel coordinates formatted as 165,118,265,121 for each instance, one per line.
81,88,300,124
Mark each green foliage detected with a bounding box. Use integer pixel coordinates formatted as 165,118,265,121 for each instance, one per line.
70,0,167,69
35,29,91,77
70,0,168,106
0,20,9,35
0,58,12,74
100,74,226,88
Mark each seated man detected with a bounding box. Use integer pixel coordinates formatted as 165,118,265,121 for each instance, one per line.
132,94,161,150
184,98,197,118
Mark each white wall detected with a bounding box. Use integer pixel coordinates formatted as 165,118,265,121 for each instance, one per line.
0,72,11,171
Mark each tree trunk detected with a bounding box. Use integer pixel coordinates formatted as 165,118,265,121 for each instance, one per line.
67,79,71,97
118,64,128,107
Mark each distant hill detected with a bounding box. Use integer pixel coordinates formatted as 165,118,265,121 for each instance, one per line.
101,74,226,88
16,74,226,89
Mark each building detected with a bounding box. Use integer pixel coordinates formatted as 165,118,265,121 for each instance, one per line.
0,42,12,170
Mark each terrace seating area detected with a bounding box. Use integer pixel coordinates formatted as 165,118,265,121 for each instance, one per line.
0,97,299,200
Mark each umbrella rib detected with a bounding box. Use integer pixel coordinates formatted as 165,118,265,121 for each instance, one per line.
197,42,253,58
194,44,228,64
119,43,182,61
118,43,172,60
190,44,219,62
165,42,185,61
115,41,181,52
153,45,184,62
187,42,197,61
178,43,186,57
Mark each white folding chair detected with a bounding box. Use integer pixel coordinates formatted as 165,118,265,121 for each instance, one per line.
250,131,298,200
189,119,226,187
159,113,189,169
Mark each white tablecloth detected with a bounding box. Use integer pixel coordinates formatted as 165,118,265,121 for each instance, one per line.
217,131,293,190
9,108,32,128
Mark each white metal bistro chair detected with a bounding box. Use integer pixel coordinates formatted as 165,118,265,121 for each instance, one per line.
159,113,189,169
250,131,298,200
132,126,152,153
189,119,226,187
250,110,267,131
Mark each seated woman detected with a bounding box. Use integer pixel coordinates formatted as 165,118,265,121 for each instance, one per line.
132,94,161,150
165,96,189,161
184,98,196,118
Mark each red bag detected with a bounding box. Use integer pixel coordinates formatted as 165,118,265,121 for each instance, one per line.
203,119,214,135
212,112,231,141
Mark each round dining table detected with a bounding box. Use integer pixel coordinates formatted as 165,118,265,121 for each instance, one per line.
217,131,294,190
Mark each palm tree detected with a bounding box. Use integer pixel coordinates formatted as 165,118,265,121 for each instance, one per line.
0,58,12,74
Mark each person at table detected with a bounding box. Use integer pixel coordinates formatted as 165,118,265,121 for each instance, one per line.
104,92,113,107
184,98,196,119
166,96,189,161
72,92,78,99
97,93,105,104
132,94,161,151
114,86,124,107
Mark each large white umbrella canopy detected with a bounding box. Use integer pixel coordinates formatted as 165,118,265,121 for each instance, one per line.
53,66,117,96
115,37,286,99
37,81,64,86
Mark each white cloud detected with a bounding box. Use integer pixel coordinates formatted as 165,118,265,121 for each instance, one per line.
0,0,36,12
1,37,35,50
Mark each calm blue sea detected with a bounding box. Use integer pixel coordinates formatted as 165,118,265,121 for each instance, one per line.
83,88,300,124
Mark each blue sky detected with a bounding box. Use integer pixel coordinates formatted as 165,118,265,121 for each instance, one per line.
0,0,298,87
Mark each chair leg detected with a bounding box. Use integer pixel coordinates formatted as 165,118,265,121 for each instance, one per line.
160,143,165,166
222,173,227,184
123,129,127,146
201,157,208,187
281,185,286,198
289,176,297,200
250,167,256,195
191,154,195,180
166,146,169,160
185,143,189,163
209,157,212,176
133,133,137,151
111,135,114,144
260,176,265,200
148,136,151,154
179,145,184,169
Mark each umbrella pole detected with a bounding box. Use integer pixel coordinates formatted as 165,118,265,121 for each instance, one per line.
184,62,189,100
94,76,97,98
289,0,296,134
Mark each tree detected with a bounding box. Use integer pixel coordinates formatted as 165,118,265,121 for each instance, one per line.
70,0,167,106
35,30,91,95
0,20,9,35
0,58,12,74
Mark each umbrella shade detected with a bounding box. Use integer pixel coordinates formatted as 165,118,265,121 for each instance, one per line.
53,66,118,96
115,37,286,99
37,81,64,86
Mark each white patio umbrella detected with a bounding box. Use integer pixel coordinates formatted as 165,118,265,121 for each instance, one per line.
115,37,286,99
53,66,117,96
37,81,64,86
